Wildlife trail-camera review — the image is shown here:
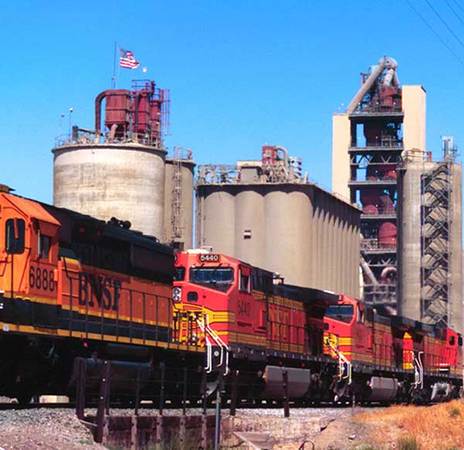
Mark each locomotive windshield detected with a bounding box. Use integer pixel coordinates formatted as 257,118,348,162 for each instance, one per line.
189,267,234,292
325,305,354,323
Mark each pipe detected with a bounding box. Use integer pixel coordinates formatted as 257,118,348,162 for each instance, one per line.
361,256,379,286
94,90,111,140
380,266,397,283
346,56,398,114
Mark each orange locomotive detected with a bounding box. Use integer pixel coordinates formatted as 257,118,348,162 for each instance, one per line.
0,189,202,402
173,250,342,399
324,295,462,403
174,250,463,403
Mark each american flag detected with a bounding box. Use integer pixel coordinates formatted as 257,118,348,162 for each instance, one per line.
119,49,140,69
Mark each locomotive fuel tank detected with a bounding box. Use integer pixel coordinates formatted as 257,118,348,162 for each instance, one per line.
70,357,153,394
262,365,311,399
367,376,398,402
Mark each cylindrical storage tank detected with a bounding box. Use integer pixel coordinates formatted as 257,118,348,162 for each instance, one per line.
378,222,397,248
197,187,236,256
135,92,151,135
105,90,131,127
264,188,312,287
449,163,462,333
234,189,265,268
53,143,166,238
398,160,423,322
164,158,195,249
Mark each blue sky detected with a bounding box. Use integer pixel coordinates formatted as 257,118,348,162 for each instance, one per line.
1,0,463,202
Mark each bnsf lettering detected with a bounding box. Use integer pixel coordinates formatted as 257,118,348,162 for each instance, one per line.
29,266,55,292
78,272,121,311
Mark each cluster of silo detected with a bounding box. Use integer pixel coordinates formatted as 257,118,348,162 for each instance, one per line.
196,159,360,297
52,81,195,249
398,148,462,332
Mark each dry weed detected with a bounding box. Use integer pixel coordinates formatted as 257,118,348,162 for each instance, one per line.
354,400,464,450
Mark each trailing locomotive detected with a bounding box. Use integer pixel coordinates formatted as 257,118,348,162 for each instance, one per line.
0,188,202,402
174,250,463,404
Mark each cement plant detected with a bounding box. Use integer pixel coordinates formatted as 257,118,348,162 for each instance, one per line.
1,53,463,450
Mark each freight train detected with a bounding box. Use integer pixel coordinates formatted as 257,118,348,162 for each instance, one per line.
174,250,463,404
0,188,461,404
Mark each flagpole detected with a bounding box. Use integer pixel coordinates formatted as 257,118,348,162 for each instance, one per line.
112,42,117,88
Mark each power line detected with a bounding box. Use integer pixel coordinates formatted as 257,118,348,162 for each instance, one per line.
405,0,464,67
446,0,464,27
424,0,464,49
451,0,464,15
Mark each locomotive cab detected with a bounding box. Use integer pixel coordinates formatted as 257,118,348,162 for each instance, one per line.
0,193,60,320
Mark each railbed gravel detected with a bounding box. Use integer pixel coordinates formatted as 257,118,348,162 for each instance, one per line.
0,408,105,450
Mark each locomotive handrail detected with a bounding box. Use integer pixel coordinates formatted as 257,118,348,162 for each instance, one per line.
413,351,424,389
196,314,230,375
325,335,352,384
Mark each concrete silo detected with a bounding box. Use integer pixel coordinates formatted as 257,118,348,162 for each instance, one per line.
53,143,166,238
398,144,462,332
196,146,361,297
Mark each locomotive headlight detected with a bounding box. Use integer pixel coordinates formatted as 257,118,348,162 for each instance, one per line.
172,287,182,302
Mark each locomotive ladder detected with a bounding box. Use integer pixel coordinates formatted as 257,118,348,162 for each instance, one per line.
196,315,230,376
325,336,352,384
413,351,424,390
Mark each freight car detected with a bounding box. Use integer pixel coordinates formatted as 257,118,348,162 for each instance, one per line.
174,249,463,404
0,188,202,403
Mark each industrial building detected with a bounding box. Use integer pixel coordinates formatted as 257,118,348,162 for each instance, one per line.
398,141,462,333
332,56,426,312
52,80,194,249
196,145,361,297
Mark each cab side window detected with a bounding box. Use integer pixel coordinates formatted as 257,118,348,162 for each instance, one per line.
357,303,365,323
38,232,51,260
239,269,251,293
5,218,25,254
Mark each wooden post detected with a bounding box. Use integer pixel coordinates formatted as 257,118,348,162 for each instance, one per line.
159,362,165,416
130,415,138,450
134,367,141,416
95,361,111,443
230,369,238,417
179,415,186,448
75,358,87,420
282,370,290,418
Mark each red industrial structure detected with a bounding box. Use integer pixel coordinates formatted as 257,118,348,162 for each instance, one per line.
94,80,170,146
347,57,403,309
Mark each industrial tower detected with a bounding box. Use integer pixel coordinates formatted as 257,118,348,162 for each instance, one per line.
332,57,426,312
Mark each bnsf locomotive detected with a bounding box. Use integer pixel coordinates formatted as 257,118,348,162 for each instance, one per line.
174,250,463,404
0,188,202,403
